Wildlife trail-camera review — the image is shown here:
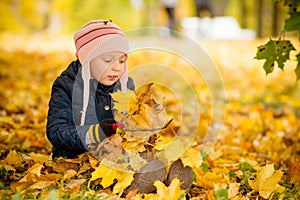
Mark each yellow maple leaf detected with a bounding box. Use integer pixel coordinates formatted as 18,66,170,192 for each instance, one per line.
156,137,188,165
28,152,50,163
110,89,136,113
196,171,229,189
180,147,203,168
23,181,56,193
18,163,44,182
5,150,25,167
154,178,185,200
149,104,168,128
154,135,174,151
131,103,152,128
122,140,147,152
10,163,46,193
111,83,161,127
249,164,284,199
63,169,77,180
88,154,99,169
128,83,155,115
11,181,32,193
89,162,134,194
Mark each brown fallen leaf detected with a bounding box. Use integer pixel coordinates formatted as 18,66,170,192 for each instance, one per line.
63,169,77,180
66,179,87,189
287,156,300,186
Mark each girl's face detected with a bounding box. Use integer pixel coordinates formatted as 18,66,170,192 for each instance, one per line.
90,51,127,86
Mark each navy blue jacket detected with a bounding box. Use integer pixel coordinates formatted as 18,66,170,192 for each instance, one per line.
46,60,134,159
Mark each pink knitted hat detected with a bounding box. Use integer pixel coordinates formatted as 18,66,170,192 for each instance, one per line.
74,20,129,125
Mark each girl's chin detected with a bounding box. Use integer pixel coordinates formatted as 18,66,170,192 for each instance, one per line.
99,79,118,86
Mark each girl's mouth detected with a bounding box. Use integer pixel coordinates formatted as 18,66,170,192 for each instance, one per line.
108,75,118,81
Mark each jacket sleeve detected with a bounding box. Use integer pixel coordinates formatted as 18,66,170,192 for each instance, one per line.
127,77,135,91
46,75,89,153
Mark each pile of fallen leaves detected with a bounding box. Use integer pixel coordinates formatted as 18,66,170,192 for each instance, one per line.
1,34,300,199
90,83,179,164
88,82,194,198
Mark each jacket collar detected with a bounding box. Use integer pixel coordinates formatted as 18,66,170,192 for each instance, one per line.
94,80,117,95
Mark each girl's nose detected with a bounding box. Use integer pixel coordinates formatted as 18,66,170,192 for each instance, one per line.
111,61,122,71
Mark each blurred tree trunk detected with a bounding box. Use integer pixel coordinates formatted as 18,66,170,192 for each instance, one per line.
240,0,247,28
257,0,263,38
272,0,279,36
210,0,229,16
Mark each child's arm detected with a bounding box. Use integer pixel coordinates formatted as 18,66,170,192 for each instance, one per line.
46,77,88,154
46,72,119,158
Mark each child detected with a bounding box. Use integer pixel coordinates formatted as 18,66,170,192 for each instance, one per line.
46,20,134,160
46,19,193,194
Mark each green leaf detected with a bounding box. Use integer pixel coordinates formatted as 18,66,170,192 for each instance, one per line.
12,193,22,200
274,40,295,69
284,0,300,10
239,162,254,172
263,59,275,74
201,163,210,172
295,53,300,80
243,170,251,180
255,39,295,74
229,170,236,182
201,151,208,161
255,39,276,60
284,11,300,34
256,39,276,74
229,170,236,178
215,189,228,200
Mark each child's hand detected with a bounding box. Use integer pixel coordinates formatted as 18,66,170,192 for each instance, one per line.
100,118,117,136
88,118,124,143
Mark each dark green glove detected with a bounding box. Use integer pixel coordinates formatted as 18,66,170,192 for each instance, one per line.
88,118,116,143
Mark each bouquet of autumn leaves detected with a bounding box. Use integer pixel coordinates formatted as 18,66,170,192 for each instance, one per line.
88,83,191,197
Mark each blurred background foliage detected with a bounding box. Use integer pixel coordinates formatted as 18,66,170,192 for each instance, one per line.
0,0,289,37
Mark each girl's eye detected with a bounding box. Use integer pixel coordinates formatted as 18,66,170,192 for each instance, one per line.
104,60,112,63
119,56,127,64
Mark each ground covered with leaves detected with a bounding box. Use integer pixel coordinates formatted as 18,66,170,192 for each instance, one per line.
0,34,300,199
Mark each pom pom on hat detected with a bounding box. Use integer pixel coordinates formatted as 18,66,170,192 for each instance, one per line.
74,20,129,125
